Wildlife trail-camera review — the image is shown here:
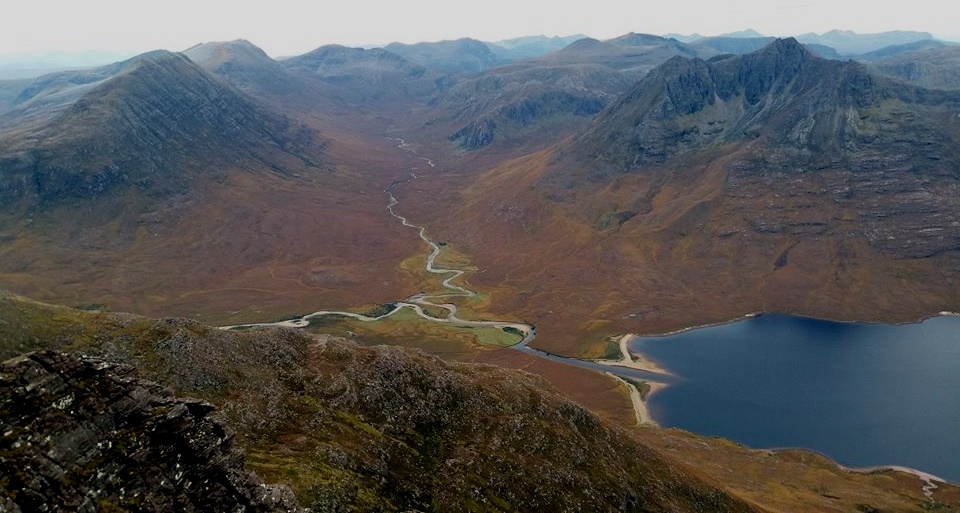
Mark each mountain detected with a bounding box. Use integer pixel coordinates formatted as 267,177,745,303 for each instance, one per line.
183,39,298,95
562,38,960,256
384,38,499,73
855,39,951,62
280,44,435,104
534,33,698,79
0,350,304,512
487,34,587,61
0,60,130,128
565,38,959,170
797,29,937,55
871,45,960,89
691,36,841,59
664,33,705,43
3,291,956,511
0,50,320,207
690,36,778,56
0,48,420,330
718,29,766,38
438,62,630,150
429,33,699,152
419,38,960,356
0,50,134,80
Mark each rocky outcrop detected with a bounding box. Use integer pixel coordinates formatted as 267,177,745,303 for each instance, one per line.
0,351,303,512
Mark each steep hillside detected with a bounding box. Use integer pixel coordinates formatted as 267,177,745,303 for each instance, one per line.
0,350,303,512
0,48,424,326
0,50,320,207
0,292,756,512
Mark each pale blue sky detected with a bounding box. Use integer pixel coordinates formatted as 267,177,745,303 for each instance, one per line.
2,0,956,59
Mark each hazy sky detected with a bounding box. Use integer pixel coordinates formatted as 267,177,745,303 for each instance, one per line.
3,0,957,59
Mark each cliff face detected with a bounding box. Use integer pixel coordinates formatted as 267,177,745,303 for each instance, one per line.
0,350,303,512
571,38,960,174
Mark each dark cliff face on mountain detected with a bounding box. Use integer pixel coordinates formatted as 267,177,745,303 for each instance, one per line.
0,350,303,512
0,51,321,207
554,38,960,258
571,38,960,172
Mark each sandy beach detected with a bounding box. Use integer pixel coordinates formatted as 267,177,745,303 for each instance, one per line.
607,373,666,426
594,334,673,374
593,334,673,426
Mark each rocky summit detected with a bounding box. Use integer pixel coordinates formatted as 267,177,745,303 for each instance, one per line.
0,350,302,512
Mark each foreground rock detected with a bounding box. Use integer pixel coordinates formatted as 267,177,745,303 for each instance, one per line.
0,350,302,512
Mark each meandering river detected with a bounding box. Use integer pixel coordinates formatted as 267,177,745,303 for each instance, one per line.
222,139,537,348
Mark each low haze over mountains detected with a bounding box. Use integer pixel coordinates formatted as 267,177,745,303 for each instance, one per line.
2,28,960,511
